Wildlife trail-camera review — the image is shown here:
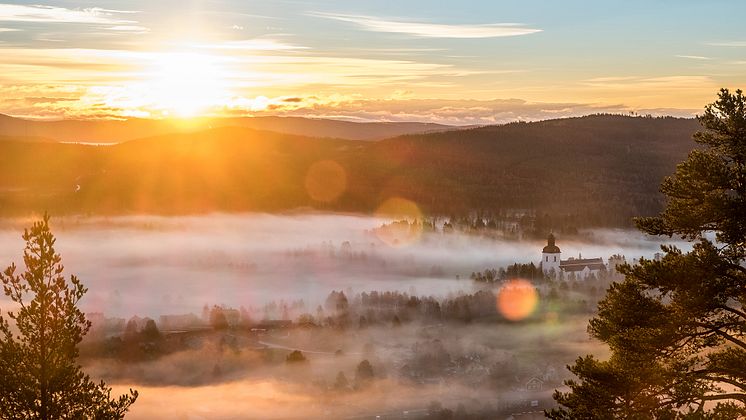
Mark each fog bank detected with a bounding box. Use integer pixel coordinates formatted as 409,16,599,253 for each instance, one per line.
0,213,691,318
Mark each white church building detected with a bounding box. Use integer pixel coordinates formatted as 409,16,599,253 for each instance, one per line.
541,233,606,279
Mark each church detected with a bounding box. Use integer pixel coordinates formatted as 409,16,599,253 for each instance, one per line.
540,233,606,278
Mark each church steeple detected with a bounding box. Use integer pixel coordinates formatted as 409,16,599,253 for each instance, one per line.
541,233,561,275
542,233,560,254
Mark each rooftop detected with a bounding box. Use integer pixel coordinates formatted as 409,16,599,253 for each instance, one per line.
542,233,560,253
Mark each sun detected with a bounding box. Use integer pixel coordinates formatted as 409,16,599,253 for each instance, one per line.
143,52,230,118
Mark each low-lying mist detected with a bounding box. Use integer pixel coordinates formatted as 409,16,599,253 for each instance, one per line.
99,319,601,419
0,213,692,418
0,213,689,318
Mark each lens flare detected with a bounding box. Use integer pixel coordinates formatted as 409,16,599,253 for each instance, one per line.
374,197,422,247
304,160,347,203
496,279,538,321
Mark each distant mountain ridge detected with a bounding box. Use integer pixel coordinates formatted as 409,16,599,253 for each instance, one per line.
0,114,702,228
0,113,456,143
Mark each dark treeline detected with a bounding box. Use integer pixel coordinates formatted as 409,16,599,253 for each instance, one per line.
0,115,698,228
375,210,582,239
320,289,500,326
470,263,547,283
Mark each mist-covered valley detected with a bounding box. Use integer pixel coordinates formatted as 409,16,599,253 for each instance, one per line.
0,213,689,318
0,213,692,418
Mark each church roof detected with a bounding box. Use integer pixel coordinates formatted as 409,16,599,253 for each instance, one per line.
560,257,605,272
542,233,560,253
543,244,560,253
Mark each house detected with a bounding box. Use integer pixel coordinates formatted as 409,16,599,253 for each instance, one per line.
525,376,544,392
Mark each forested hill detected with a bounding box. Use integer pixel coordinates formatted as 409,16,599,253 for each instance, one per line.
368,115,701,226
0,115,701,228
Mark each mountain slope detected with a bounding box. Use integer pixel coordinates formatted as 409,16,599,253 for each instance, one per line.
0,115,702,227
366,115,700,225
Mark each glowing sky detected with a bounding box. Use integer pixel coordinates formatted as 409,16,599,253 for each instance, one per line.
0,0,745,123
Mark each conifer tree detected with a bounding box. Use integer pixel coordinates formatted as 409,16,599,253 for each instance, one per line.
0,214,138,419
549,89,746,418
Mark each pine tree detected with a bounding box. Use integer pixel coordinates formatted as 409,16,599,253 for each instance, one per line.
355,359,374,387
0,214,138,419
550,89,746,418
333,371,350,391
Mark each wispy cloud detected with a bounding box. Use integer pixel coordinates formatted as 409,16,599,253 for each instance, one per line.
0,27,19,32
582,75,714,90
704,40,746,47
675,55,711,60
201,39,309,51
106,25,149,33
584,76,638,83
0,4,137,25
308,12,541,38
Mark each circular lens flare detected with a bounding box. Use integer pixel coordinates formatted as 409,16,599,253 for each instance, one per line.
497,279,538,321
304,160,347,203
374,197,422,247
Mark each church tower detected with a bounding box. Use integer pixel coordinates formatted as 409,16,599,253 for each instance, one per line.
541,233,561,275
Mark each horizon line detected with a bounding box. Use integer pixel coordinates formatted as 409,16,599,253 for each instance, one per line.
0,111,699,126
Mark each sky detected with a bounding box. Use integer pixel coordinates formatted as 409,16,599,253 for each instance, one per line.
0,0,745,124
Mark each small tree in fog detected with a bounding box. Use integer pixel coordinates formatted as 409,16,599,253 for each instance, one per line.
209,305,229,330
355,360,374,387
296,313,316,328
333,371,350,391
286,350,307,363
122,318,139,342
141,319,160,341
0,214,137,419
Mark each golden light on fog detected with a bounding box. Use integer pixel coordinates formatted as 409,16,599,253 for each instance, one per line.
112,381,320,419
374,197,422,247
545,311,560,324
304,160,347,202
496,279,538,321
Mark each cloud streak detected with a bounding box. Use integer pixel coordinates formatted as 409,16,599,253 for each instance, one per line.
0,4,139,27
675,55,711,60
200,38,309,51
581,75,715,91
704,40,746,47
106,25,148,33
309,12,541,38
